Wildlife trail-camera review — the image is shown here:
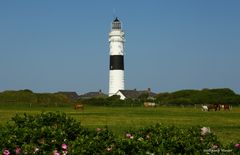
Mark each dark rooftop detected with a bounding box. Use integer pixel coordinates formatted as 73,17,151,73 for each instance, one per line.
79,90,107,99
118,89,157,99
114,17,120,22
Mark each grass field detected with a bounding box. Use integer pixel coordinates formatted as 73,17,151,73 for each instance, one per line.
0,105,239,145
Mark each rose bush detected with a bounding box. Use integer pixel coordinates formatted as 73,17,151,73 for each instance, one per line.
0,112,239,154
0,112,87,154
114,124,221,154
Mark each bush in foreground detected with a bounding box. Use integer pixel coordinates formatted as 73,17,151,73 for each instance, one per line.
0,112,87,154
0,112,239,154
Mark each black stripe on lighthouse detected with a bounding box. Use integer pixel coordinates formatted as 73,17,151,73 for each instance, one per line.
110,55,124,70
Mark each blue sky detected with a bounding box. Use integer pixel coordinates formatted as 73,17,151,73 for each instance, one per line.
0,0,240,94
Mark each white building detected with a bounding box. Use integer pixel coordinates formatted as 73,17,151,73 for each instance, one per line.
108,18,125,96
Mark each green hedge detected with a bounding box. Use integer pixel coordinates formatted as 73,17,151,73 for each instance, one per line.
1,112,239,154
0,90,71,107
156,88,240,106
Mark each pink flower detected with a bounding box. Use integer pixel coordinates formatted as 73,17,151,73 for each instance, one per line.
62,150,68,155
62,143,67,150
34,147,39,153
201,127,211,136
106,147,112,152
16,147,21,154
96,128,101,132
126,133,131,138
138,137,144,141
126,133,134,139
146,134,150,139
212,144,219,150
3,150,10,155
235,143,240,148
53,150,60,155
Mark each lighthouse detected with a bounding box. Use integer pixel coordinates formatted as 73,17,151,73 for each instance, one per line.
108,17,125,96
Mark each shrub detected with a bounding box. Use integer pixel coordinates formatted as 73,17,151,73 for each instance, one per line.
0,112,87,154
115,124,220,154
0,90,71,107
69,127,117,154
0,112,239,154
156,88,240,106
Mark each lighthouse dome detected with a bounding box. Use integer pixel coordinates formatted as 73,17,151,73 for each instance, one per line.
112,17,121,30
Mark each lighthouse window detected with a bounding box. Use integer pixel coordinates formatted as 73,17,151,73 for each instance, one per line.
112,22,121,29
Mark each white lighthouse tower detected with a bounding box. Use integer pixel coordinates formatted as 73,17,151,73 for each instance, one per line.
108,17,125,96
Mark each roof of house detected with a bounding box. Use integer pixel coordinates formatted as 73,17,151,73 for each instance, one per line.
117,89,157,99
118,90,140,99
79,90,107,99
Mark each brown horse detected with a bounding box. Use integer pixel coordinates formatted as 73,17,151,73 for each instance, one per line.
207,104,220,111
74,104,84,110
215,104,221,111
220,104,231,111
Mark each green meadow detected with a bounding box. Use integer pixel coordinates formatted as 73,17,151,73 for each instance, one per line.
0,105,239,145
